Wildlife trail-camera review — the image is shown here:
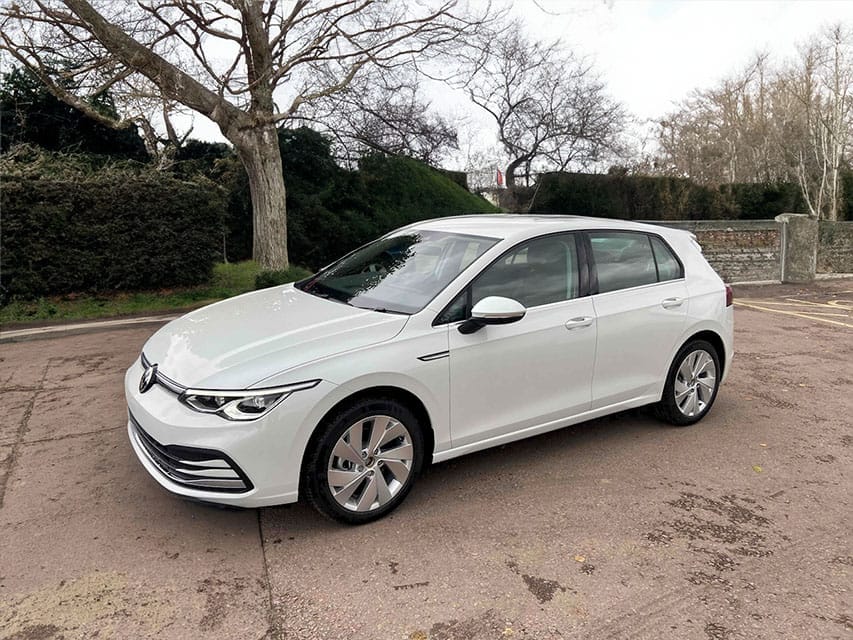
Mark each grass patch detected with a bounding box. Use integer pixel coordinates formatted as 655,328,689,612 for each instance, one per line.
0,261,311,326
255,265,313,289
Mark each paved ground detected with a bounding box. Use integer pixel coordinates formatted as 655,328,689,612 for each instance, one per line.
1,279,850,640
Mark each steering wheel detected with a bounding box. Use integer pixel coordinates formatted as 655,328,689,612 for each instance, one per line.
360,250,396,275
361,262,388,274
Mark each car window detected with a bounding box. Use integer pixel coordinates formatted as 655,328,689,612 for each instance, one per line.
590,232,658,293
650,236,683,281
296,230,499,314
437,234,579,323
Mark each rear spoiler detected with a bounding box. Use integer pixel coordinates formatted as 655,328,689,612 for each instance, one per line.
687,231,703,253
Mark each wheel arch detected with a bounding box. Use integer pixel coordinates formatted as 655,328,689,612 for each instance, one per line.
300,385,436,482
682,329,726,377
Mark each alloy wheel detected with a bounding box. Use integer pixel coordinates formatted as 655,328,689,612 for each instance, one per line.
327,415,414,512
674,349,717,418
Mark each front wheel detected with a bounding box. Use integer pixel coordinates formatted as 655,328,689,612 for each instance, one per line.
302,397,424,524
655,340,721,426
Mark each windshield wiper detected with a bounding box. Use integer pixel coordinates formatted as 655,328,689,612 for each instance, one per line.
352,305,409,315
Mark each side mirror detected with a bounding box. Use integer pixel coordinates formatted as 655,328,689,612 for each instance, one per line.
459,296,527,334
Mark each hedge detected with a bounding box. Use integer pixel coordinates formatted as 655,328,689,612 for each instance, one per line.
530,172,732,220
528,172,812,220
1,166,224,300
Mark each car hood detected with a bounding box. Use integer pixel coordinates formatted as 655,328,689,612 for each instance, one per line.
141,284,407,389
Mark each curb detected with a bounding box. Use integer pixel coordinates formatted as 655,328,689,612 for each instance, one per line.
0,314,179,344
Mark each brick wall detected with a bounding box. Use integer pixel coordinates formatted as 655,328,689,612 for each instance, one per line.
818,221,853,273
652,220,782,283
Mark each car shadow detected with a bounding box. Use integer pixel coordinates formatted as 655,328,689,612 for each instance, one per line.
255,404,713,532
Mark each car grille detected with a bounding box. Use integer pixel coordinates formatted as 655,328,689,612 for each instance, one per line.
129,414,252,493
140,352,187,395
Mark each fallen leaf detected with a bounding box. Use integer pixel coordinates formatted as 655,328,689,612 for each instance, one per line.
752,465,763,473
798,383,806,387
759,443,768,447
574,555,586,562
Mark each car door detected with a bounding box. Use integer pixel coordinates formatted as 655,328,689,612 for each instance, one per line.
587,231,689,409
440,233,597,448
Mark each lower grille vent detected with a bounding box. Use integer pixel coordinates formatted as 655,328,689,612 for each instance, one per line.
130,414,252,493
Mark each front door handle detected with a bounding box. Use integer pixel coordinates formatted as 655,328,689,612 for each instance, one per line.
565,316,594,330
661,297,684,309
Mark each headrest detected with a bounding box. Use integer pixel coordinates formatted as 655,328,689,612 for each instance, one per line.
527,240,567,266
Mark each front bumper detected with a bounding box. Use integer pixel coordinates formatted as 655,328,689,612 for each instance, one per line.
125,356,337,508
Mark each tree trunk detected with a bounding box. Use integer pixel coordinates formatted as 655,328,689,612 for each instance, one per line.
233,125,289,270
505,157,525,188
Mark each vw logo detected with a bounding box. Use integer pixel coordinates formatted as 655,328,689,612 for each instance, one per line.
139,364,157,393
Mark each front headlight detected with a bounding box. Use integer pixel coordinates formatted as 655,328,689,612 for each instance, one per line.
180,379,321,421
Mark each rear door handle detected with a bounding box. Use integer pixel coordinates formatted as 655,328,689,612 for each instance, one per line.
661,297,684,309
565,316,594,330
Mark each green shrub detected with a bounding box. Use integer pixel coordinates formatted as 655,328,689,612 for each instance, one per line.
529,171,807,220
841,170,853,221
530,172,730,220
1,151,225,300
255,266,313,290
724,182,804,219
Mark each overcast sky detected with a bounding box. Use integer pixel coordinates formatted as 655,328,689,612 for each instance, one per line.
526,0,853,121
184,0,853,168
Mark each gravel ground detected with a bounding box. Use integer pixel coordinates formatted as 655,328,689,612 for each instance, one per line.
1,279,850,640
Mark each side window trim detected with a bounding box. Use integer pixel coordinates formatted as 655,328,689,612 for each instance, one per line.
433,231,588,327
648,235,661,282
649,234,685,281
582,230,685,296
581,232,599,295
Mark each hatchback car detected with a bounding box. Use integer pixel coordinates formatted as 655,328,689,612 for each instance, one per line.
126,215,733,523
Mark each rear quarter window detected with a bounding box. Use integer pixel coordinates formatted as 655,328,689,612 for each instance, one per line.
650,236,684,281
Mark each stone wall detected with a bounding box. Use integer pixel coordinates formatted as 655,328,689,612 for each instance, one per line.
475,214,852,282
818,221,853,274
651,220,782,283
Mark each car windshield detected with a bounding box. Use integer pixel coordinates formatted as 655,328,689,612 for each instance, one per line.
296,229,499,314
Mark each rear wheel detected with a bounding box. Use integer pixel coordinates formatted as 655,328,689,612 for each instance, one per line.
655,339,721,426
302,397,424,524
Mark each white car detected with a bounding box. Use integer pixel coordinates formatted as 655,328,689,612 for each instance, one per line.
126,215,733,523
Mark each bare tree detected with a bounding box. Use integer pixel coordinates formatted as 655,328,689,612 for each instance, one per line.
0,0,494,268
300,68,458,166
654,24,853,220
656,54,789,185
779,25,853,220
464,19,624,187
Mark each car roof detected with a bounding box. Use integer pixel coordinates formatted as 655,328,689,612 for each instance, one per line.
407,214,684,243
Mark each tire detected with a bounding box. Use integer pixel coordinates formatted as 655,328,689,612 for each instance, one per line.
654,339,721,427
302,396,425,524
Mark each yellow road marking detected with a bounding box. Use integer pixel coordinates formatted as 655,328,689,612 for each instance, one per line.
738,298,853,312
733,300,853,328
785,297,852,309
827,299,853,310
793,311,850,317
743,300,839,308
